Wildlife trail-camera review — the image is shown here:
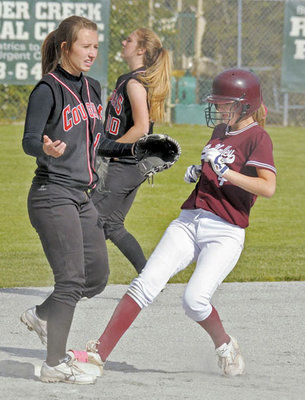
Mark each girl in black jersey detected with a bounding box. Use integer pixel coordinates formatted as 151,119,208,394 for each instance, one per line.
91,28,172,274
20,16,134,385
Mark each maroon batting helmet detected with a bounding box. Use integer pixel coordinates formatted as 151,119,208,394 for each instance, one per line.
204,68,262,127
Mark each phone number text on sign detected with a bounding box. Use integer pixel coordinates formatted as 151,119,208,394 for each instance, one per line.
0,1,106,84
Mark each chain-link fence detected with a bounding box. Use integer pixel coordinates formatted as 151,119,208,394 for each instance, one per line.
0,0,304,126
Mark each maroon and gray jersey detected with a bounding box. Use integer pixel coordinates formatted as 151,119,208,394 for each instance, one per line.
181,122,276,228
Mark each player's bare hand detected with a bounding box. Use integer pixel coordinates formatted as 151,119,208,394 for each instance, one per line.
43,135,66,158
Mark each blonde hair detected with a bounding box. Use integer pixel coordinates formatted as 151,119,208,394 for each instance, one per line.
253,103,267,128
134,28,171,122
41,15,97,75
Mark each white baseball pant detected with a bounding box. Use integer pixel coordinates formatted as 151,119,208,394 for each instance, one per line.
127,209,245,321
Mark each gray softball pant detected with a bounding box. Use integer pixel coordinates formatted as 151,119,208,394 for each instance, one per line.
92,160,146,241
27,183,109,307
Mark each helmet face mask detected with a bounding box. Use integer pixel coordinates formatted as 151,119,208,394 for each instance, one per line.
205,101,243,128
204,68,262,128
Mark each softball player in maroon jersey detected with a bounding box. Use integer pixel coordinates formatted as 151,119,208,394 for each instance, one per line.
71,68,276,376
20,16,136,384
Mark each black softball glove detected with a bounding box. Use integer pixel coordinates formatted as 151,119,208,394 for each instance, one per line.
134,134,181,177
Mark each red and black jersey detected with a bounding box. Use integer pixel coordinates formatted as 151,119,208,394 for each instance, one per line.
181,122,276,228
104,67,153,163
32,65,103,189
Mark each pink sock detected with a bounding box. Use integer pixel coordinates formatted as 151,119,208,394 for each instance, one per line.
97,294,141,361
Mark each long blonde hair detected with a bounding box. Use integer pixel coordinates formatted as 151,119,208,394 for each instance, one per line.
134,28,171,122
41,16,97,75
253,103,267,128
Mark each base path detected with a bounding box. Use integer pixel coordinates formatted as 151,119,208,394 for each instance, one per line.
0,282,304,400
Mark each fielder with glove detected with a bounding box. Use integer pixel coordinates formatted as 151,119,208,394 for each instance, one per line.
133,133,181,178
90,27,173,276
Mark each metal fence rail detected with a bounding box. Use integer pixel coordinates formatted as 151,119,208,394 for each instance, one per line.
0,0,304,126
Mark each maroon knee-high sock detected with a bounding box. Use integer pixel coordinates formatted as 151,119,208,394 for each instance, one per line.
97,294,141,362
197,305,230,348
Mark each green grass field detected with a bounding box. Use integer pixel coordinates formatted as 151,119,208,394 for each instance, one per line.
0,123,304,288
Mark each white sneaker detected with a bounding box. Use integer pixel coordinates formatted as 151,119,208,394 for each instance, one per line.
216,336,245,376
67,351,103,376
20,306,47,345
86,340,105,366
68,340,104,370
40,354,96,384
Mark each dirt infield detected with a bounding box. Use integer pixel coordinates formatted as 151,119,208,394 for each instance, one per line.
0,282,304,400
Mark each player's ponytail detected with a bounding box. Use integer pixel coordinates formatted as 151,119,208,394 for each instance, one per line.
135,28,172,122
253,103,268,128
41,30,60,75
41,15,98,76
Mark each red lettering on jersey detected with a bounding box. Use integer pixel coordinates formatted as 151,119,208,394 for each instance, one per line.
91,103,99,119
63,105,72,131
63,102,100,132
109,117,120,135
86,102,94,118
72,107,81,125
77,104,88,120
115,94,124,115
85,102,100,119
97,104,103,119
